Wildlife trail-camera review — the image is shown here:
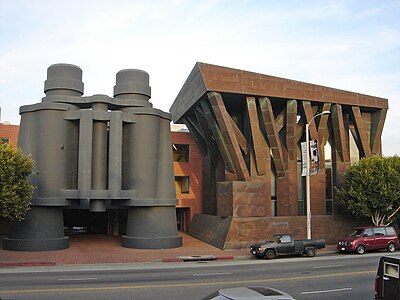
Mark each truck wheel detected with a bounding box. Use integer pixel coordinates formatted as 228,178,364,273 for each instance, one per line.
356,244,365,255
387,242,396,253
265,249,276,259
306,247,316,257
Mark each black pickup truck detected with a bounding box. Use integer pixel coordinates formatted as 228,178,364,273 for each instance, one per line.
250,234,326,259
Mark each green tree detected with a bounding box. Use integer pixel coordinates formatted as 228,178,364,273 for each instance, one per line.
336,156,400,226
0,143,34,220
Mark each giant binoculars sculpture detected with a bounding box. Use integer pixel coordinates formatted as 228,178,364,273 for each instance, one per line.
3,64,182,251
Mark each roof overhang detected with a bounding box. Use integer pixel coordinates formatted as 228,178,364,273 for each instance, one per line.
170,62,388,123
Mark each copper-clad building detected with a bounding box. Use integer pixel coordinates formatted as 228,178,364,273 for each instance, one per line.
170,62,388,248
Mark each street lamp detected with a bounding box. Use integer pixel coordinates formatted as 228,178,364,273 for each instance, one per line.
305,110,331,240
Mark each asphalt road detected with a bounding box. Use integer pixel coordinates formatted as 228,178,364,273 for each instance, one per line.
0,251,398,300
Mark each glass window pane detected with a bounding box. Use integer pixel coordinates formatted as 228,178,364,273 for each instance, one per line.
349,130,360,164
173,144,190,162
1,137,10,144
181,176,189,193
385,227,396,235
384,262,399,278
374,227,386,236
175,176,190,194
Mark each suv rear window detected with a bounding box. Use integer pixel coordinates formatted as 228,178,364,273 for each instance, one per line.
385,227,396,235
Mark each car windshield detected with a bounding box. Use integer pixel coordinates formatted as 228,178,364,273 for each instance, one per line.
347,229,364,237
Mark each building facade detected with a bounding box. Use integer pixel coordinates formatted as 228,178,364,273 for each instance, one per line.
0,123,19,147
3,64,182,251
1,122,202,236
170,62,388,248
172,128,203,232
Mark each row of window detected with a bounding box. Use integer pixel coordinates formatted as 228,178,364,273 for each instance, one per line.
173,144,191,195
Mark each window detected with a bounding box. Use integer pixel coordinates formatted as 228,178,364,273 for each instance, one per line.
325,142,333,215
348,228,364,237
297,161,305,216
1,137,10,144
384,262,399,278
325,165,333,215
175,176,190,194
173,144,189,162
374,227,386,236
280,235,292,243
385,227,396,235
364,228,374,237
271,163,277,216
349,129,360,164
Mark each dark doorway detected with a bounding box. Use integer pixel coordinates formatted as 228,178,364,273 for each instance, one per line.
63,209,128,235
176,208,190,232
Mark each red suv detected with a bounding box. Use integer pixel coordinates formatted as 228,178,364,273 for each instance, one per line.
337,226,399,254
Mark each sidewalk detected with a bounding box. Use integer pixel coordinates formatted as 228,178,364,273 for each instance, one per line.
0,233,338,267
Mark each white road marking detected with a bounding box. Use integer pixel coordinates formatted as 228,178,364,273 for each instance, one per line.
193,272,232,277
301,287,352,295
57,277,100,281
312,264,344,269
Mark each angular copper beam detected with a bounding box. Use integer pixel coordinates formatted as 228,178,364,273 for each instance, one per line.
246,97,267,176
351,106,372,157
295,115,305,144
331,104,348,162
286,100,297,160
229,116,249,155
200,99,236,173
258,97,285,177
193,106,220,166
302,101,318,140
275,110,285,132
317,103,332,145
370,108,387,155
208,92,250,181
182,115,208,155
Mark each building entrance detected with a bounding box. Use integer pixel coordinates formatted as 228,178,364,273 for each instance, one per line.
63,209,128,235
176,208,190,232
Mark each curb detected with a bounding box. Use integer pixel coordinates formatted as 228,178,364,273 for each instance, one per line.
0,262,56,267
162,255,234,263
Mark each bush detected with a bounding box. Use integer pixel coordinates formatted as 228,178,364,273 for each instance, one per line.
0,143,34,220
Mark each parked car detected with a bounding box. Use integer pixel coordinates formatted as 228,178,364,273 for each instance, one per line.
250,234,325,259
203,286,295,300
64,226,88,235
374,256,400,299
337,226,399,255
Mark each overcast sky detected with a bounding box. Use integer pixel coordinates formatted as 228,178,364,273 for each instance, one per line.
1,0,399,155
